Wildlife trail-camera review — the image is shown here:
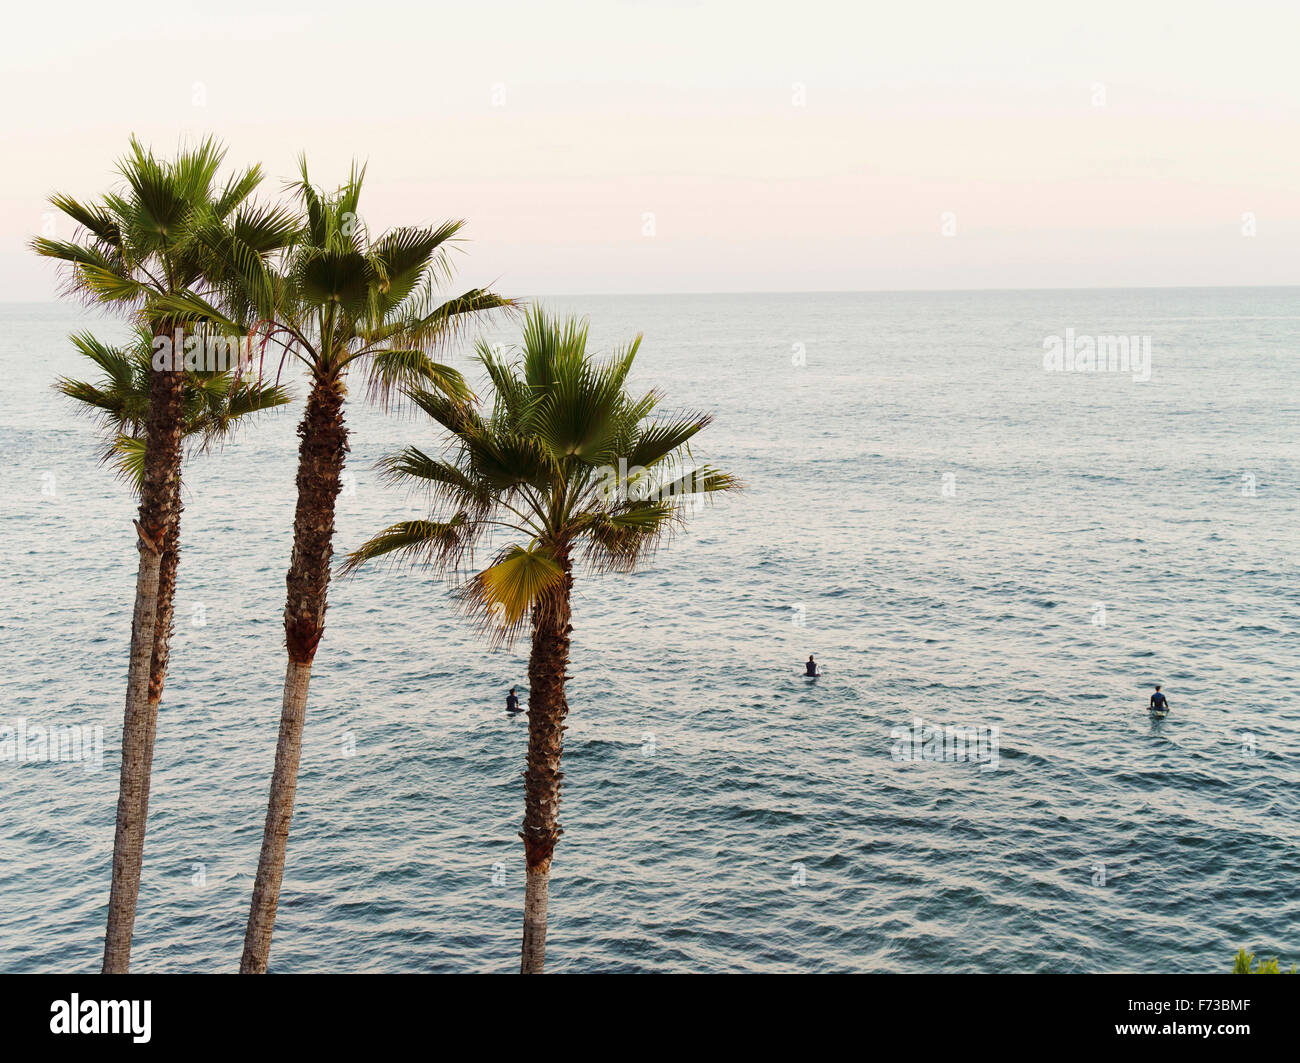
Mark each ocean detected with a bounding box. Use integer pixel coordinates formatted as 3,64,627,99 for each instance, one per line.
1,288,1296,972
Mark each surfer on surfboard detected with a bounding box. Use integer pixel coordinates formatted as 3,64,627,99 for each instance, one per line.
804,655,819,677
1149,685,1169,715
506,687,521,713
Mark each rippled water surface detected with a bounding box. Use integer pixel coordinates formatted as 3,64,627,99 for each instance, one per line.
1,289,1297,972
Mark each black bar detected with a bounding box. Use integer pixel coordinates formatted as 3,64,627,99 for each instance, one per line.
2,974,1292,1050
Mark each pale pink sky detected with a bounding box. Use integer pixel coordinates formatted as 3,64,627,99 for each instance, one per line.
4,0,1298,298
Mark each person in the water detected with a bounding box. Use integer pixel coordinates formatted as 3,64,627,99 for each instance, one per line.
1149,685,1168,713
805,655,818,677
506,687,521,712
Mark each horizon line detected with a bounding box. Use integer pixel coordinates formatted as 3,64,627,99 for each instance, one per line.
5,282,1299,306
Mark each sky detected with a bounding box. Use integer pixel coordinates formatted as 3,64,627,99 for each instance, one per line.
3,0,1299,298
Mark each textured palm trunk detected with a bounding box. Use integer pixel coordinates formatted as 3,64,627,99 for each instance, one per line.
241,374,347,974
519,555,574,974
147,474,183,714
135,473,183,830
102,347,186,974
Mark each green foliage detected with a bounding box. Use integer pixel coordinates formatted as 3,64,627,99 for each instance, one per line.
344,306,740,644
159,159,514,404
42,138,509,492
55,326,291,489
1233,948,1295,973
37,137,299,491
32,137,289,326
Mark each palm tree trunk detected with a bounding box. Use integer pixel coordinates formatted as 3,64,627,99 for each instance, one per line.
241,374,347,974
519,556,574,974
132,475,182,883
127,474,183,912
102,350,186,974
147,474,183,714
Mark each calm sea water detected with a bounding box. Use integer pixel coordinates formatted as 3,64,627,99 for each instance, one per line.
1,289,1296,973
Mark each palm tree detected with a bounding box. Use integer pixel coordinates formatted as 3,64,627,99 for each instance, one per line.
166,161,514,972
344,308,740,972
32,138,295,972
57,324,292,482
56,325,291,729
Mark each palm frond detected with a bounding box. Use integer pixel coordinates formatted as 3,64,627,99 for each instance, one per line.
369,221,462,313
349,307,739,604
363,348,469,409
386,288,518,352
150,290,243,333
654,465,742,499
77,264,151,304
408,386,486,437
377,445,491,512
30,238,117,273
46,194,121,246
460,544,565,645
579,502,677,573
627,411,714,470
339,516,470,576
108,434,148,489
214,163,264,219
